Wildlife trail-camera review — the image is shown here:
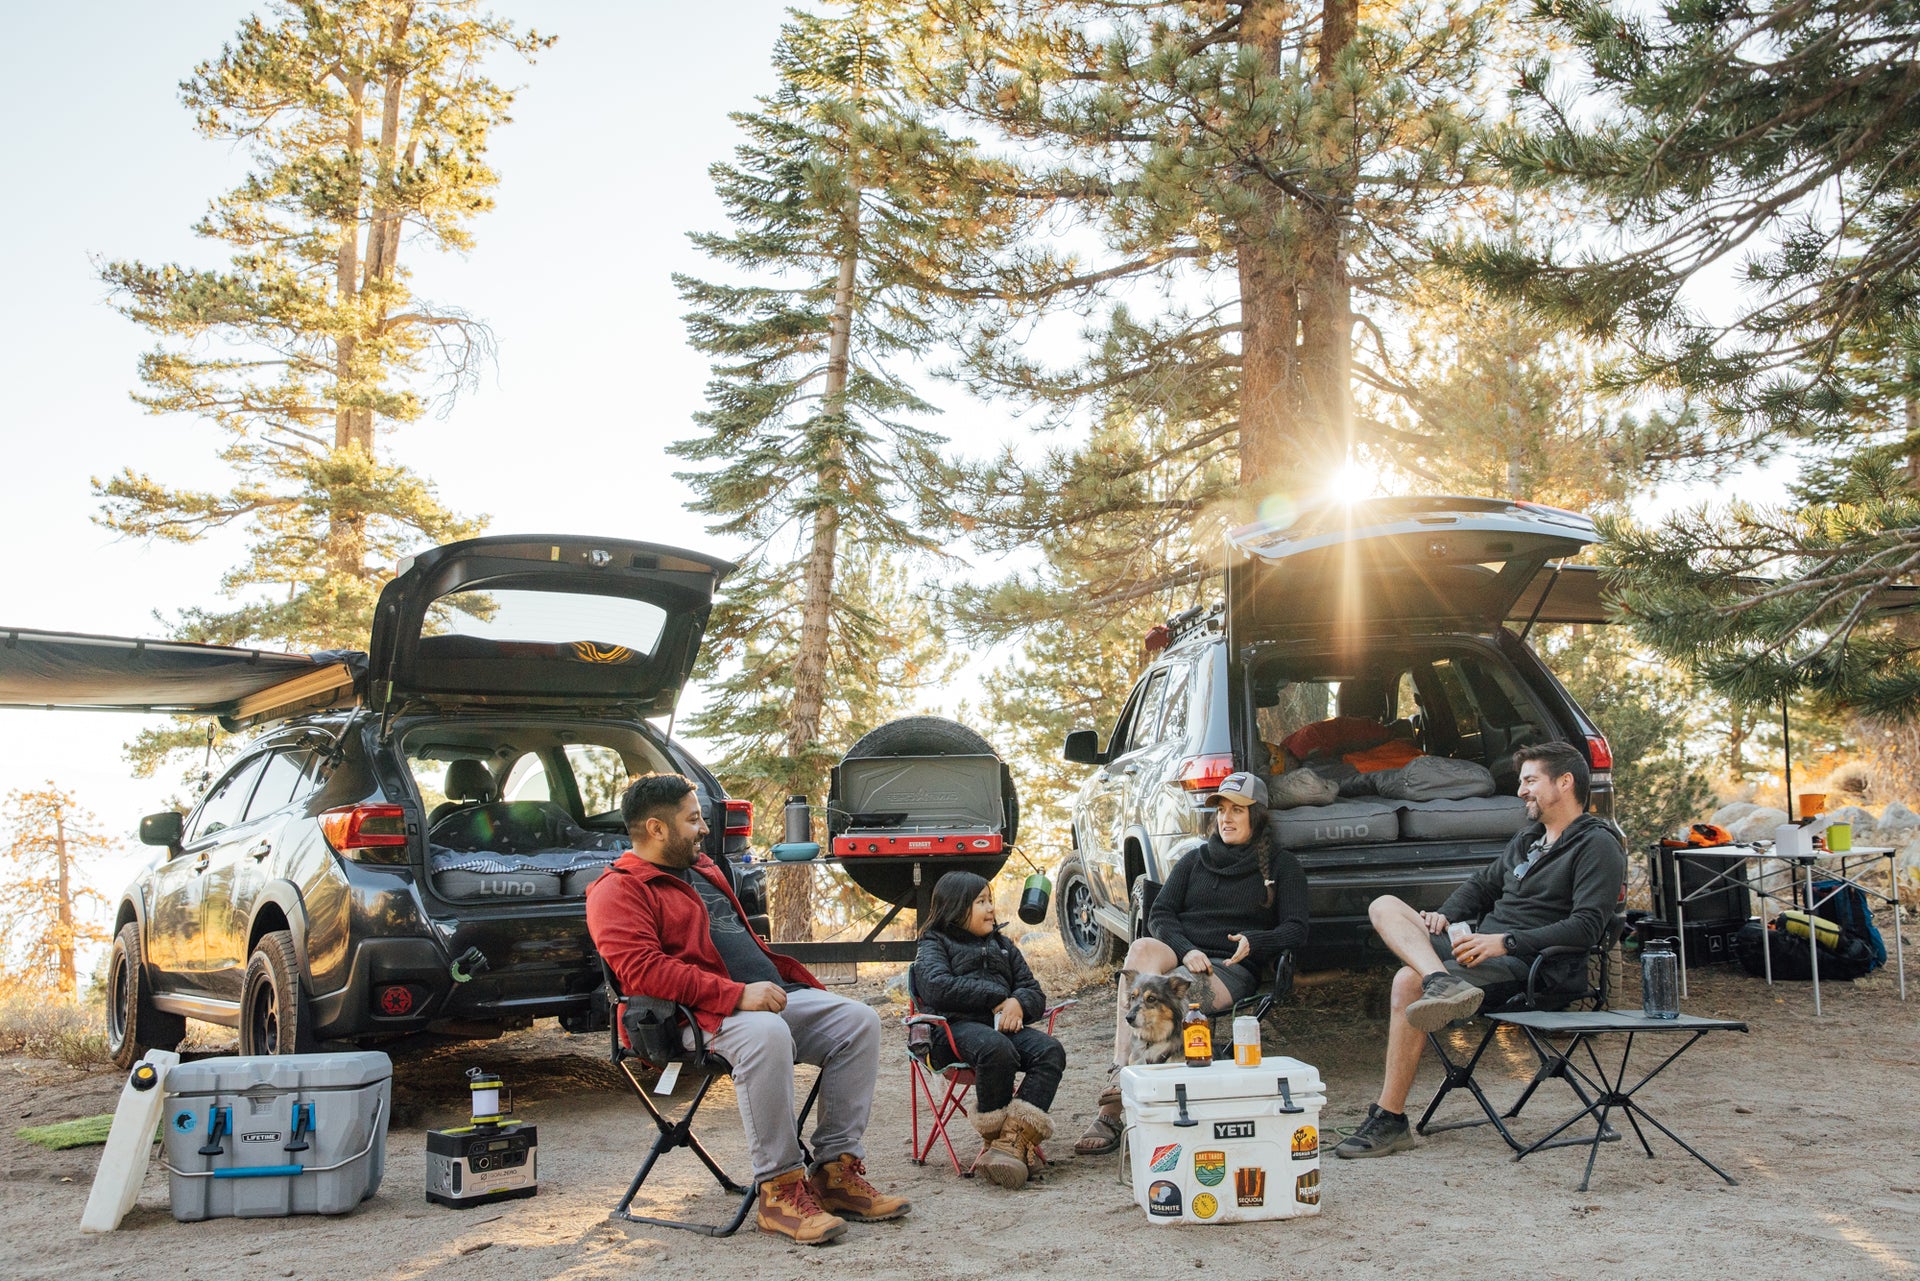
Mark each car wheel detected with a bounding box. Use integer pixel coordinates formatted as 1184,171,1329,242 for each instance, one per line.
1057,859,1123,969
239,930,313,1057
106,922,184,1070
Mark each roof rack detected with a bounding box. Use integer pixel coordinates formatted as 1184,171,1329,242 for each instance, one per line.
1166,602,1224,644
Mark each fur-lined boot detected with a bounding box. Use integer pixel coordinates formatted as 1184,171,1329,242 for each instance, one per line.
977,1099,1053,1189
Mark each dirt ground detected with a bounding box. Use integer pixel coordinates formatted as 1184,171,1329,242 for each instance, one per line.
4,946,1917,1281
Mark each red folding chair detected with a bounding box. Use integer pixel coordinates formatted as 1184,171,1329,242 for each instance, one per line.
903,966,1073,1175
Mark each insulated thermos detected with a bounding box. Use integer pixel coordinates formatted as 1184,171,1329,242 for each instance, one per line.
1641,938,1680,1019
1017,872,1052,924
783,796,812,845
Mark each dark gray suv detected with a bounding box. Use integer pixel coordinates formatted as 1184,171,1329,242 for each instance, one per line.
1055,497,1617,972
0,535,761,1068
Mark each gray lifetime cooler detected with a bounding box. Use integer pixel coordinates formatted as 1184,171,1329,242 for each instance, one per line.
162,1052,391,1220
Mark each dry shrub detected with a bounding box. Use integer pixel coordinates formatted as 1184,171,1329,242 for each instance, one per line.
0,979,110,1067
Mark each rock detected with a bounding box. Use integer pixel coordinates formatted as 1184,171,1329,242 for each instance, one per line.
883,971,910,998
1820,804,1877,837
1728,807,1789,843
1711,801,1760,830
1877,802,1920,836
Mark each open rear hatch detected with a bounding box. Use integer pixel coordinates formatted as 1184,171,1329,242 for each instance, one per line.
367,535,733,716
0,628,358,730
1226,496,1598,644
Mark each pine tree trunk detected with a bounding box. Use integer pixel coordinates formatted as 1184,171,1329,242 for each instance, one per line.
1295,0,1358,481
330,73,370,583
54,804,74,997
772,196,863,944
1235,1,1299,489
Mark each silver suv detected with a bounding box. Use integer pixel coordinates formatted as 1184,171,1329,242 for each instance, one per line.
1055,497,1616,971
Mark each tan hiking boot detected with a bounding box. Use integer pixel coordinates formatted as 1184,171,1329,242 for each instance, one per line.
808,1154,910,1222
978,1099,1054,1190
757,1167,846,1245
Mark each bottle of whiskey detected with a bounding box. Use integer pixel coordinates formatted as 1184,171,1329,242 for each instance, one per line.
1182,1001,1212,1066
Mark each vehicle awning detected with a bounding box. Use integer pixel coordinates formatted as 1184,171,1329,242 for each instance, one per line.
0,628,361,729
1507,564,1920,627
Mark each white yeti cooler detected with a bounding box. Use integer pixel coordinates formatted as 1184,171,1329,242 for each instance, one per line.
161,1052,391,1220
1120,1058,1326,1224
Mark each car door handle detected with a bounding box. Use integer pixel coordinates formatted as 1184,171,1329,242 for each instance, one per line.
247,840,273,861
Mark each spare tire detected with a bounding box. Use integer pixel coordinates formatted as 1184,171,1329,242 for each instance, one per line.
829,716,1019,908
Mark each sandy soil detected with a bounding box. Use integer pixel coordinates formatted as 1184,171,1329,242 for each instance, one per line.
4,943,1917,1281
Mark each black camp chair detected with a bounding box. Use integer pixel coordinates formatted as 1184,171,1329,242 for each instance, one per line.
1133,876,1296,1049
1414,914,1626,1152
598,958,822,1236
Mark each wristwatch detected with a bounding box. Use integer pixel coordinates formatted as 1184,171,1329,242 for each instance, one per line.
1503,933,1518,956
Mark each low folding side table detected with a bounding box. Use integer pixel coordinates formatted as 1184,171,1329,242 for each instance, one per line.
1488,1010,1748,1192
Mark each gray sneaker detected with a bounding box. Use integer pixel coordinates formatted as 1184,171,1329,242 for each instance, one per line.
1404,972,1484,1033
1332,1104,1415,1159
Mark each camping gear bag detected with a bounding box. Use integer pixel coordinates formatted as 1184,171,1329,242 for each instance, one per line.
1734,918,1877,983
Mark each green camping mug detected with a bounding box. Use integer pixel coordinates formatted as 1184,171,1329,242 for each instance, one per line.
1825,821,1852,852
1018,872,1052,924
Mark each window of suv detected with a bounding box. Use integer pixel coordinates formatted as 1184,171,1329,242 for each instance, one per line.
503,753,554,802
565,744,631,818
243,748,317,822
1114,669,1170,758
186,754,269,841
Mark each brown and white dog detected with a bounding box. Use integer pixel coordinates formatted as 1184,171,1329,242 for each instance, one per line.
1122,968,1197,1066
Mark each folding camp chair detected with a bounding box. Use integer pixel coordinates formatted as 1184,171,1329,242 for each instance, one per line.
1415,914,1625,1152
903,966,1074,1175
599,959,822,1236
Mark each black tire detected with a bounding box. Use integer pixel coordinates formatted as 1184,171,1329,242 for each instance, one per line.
830,716,1017,908
239,930,314,1057
106,921,184,1071
1128,876,1156,944
1057,859,1124,969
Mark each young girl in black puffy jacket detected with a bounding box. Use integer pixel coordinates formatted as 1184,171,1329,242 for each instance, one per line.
913,870,1066,1190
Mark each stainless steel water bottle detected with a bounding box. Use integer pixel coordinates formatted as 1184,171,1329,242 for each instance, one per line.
782,796,811,845
1641,937,1680,1019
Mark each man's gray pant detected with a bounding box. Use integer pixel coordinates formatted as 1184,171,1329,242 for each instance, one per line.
698,988,882,1183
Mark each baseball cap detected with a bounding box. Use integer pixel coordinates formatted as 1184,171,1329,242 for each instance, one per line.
1203,771,1268,808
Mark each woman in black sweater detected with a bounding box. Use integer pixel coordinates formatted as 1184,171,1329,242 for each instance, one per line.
1074,771,1309,1155
914,871,1066,1190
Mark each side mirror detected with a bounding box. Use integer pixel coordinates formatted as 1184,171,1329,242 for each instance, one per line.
139,811,185,850
1062,730,1105,766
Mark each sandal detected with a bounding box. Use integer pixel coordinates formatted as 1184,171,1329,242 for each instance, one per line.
1074,1110,1124,1156
1096,1064,1121,1110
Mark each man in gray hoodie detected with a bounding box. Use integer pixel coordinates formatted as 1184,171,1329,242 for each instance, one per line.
1334,741,1626,1158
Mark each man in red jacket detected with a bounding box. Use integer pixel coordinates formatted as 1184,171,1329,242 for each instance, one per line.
586,774,909,1245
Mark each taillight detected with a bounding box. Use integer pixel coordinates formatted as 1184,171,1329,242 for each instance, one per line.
1586,734,1614,771
319,804,410,863
1175,754,1236,792
722,799,753,839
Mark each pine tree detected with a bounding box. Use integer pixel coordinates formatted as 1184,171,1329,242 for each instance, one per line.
909,0,1515,638
96,1,551,651
1446,0,1920,452
0,786,116,997
672,2,1000,940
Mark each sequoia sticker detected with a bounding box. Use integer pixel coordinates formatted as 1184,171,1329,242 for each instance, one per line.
1192,1192,1218,1220
1149,1144,1182,1173
1291,1125,1319,1160
1193,1151,1226,1186
1234,1166,1266,1208
1148,1179,1182,1217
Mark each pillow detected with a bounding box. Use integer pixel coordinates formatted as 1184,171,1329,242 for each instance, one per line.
1375,756,1496,802
1268,769,1341,810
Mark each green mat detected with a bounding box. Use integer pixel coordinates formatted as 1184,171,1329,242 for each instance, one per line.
15,1114,116,1150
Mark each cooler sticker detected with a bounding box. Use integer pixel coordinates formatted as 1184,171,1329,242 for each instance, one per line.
1148,1180,1182,1217
172,1111,195,1133
1235,1166,1266,1208
1214,1120,1255,1140
1193,1151,1226,1186
1149,1144,1182,1173
1291,1125,1319,1160
1192,1192,1218,1220
1295,1169,1321,1206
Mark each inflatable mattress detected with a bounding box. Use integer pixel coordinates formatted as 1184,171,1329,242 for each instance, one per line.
1396,795,1528,841
1270,798,1398,848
